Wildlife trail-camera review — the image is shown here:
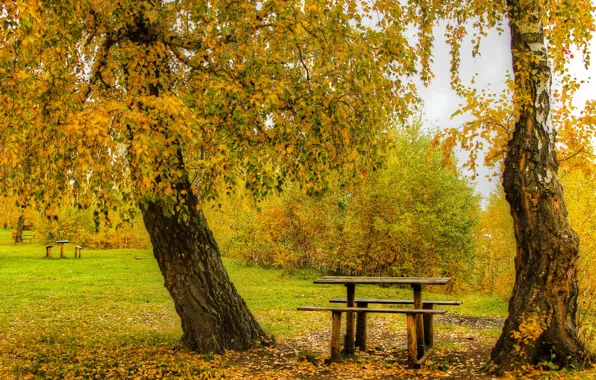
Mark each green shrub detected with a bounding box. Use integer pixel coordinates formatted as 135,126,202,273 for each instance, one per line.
219,126,480,290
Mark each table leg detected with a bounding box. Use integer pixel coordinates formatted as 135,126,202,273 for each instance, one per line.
412,284,425,359
331,311,342,362
423,303,434,347
60,244,65,259
344,283,356,355
355,301,368,349
406,313,420,369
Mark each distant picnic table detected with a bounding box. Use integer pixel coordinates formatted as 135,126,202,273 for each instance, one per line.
56,240,69,258
298,276,461,368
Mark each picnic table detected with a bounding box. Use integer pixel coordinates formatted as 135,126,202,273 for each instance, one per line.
307,276,452,366
56,240,69,258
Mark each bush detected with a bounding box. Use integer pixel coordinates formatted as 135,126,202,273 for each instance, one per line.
220,126,480,290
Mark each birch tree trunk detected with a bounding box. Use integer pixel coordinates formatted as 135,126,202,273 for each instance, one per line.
490,0,589,371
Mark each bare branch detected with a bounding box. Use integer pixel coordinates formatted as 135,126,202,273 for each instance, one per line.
168,44,201,70
560,146,586,162
84,32,119,100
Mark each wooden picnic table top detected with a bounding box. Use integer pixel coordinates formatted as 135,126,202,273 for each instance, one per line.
55,240,70,244
313,276,450,285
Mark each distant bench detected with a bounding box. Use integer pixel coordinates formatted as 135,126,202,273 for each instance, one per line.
12,232,35,244
297,306,446,367
329,298,462,348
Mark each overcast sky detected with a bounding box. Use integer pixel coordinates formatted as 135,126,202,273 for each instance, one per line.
418,22,595,199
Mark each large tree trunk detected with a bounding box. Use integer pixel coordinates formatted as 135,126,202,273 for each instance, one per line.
15,214,24,243
490,0,588,372
140,178,271,353
120,1,271,354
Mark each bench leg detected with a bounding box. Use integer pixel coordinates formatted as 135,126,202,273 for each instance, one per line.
331,311,342,362
423,304,434,348
355,302,368,350
406,313,420,369
344,284,356,355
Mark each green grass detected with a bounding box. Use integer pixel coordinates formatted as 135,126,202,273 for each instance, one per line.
0,228,508,338
0,229,512,378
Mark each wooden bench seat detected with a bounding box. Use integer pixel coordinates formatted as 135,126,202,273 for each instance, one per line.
330,298,461,349
297,306,446,367
329,298,462,306
13,233,34,244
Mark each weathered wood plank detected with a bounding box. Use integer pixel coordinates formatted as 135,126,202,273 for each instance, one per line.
413,284,425,360
329,298,462,306
297,306,447,314
314,276,450,285
416,348,434,366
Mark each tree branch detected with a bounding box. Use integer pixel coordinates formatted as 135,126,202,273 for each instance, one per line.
168,44,201,70
84,32,119,100
560,146,586,162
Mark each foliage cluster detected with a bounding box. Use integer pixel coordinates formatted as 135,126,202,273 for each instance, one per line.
472,190,516,297
0,196,37,230
214,127,480,291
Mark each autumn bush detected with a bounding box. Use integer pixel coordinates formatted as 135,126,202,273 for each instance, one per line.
563,169,596,350
218,127,480,290
472,190,516,297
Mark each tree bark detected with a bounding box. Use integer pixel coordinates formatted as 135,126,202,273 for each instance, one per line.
15,214,24,243
140,178,271,353
491,0,589,372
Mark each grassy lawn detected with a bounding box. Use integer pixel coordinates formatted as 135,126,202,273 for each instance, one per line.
0,229,523,378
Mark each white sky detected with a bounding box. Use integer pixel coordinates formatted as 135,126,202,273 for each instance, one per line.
419,22,596,199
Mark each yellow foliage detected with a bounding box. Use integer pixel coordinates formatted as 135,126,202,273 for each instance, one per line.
511,313,547,359
473,190,516,297
561,169,596,348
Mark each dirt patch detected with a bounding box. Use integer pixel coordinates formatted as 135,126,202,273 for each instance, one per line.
222,316,502,379
435,313,505,330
